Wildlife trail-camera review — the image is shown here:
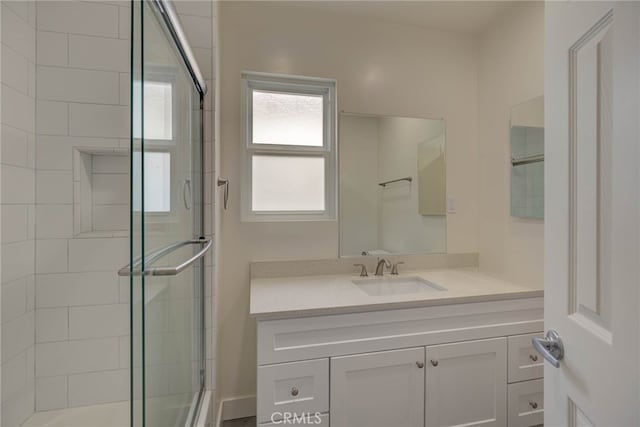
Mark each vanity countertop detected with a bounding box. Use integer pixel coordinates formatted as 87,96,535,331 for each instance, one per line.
250,268,543,319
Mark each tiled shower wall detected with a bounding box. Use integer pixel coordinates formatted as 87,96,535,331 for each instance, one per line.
1,0,218,423
1,2,37,426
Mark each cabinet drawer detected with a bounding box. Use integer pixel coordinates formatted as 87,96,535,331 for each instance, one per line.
508,379,544,427
508,333,544,383
260,413,329,426
257,359,329,424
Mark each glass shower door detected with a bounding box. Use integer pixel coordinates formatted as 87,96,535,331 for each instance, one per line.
129,1,207,426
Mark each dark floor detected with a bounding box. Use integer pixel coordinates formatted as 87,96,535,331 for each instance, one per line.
222,416,256,427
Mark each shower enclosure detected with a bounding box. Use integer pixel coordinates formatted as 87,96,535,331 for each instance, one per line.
127,1,209,426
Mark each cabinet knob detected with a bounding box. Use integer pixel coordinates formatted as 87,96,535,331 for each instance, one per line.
430,359,439,367
416,361,424,369
529,354,539,362
291,387,299,397
529,401,538,410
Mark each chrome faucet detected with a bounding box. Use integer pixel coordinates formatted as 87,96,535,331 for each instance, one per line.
375,258,391,276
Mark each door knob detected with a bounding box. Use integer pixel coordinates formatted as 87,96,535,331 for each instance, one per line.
416,361,424,369
532,330,564,368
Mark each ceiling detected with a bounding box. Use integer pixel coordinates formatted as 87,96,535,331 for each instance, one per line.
290,1,517,35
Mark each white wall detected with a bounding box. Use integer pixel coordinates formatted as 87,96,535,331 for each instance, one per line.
1,1,37,425
219,2,479,401
477,3,544,288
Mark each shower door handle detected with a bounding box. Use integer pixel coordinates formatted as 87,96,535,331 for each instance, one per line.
182,179,192,210
217,178,229,210
118,238,212,277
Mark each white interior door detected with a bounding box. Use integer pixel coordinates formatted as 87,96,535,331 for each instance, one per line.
544,2,639,426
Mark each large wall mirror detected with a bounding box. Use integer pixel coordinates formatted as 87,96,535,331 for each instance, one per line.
339,113,446,256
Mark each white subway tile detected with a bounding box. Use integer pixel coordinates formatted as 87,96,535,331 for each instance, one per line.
36,31,67,67
68,369,128,407
0,380,34,427
1,124,29,167
1,350,28,403
1,41,29,93
69,304,127,340
1,164,35,204
35,376,67,411
35,337,119,377
118,335,129,368
92,154,128,174
1,83,36,132
36,272,119,308
92,204,128,232
118,6,130,39
3,1,29,22
69,103,128,138
1,204,29,243
27,59,36,98
26,131,36,169
1,311,34,361
37,66,119,105
68,35,128,73
119,72,129,106
36,135,120,171
35,239,68,274
192,47,212,79
1,277,27,322
179,15,212,49
35,205,72,239
36,100,68,136
175,2,212,18
36,170,72,204
1,3,36,62
35,308,68,343
67,237,127,272
26,274,35,312
1,240,34,283
92,173,129,205
37,2,119,38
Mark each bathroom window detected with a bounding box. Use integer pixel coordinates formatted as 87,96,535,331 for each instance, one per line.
241,72,337,221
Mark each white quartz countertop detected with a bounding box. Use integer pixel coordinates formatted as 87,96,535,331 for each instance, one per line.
250,268,543,319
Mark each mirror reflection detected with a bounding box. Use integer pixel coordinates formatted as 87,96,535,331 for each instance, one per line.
339,113,446,256
510,95,544,219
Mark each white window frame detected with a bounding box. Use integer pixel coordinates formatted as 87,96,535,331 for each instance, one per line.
241,71,337,222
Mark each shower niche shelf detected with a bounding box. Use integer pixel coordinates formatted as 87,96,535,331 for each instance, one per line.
73,147,129,238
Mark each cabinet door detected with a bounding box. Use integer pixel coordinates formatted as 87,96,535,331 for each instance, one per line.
331,347,425,427
425,337,507,427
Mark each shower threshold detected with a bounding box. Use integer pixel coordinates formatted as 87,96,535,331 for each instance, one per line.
22,401,128,427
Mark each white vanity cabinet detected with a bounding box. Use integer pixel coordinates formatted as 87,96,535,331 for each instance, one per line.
255,296,544,426
425,338,507,427
331,347,425,427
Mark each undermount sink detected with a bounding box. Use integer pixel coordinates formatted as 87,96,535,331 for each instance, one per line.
352,276,446,296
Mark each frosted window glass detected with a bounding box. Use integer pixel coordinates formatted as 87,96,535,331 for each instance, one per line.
252,155,325,211
132,81,173,140
252,90,323,146
132,152,171,212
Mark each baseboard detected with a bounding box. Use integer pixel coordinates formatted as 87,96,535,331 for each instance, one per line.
220,395,257,421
